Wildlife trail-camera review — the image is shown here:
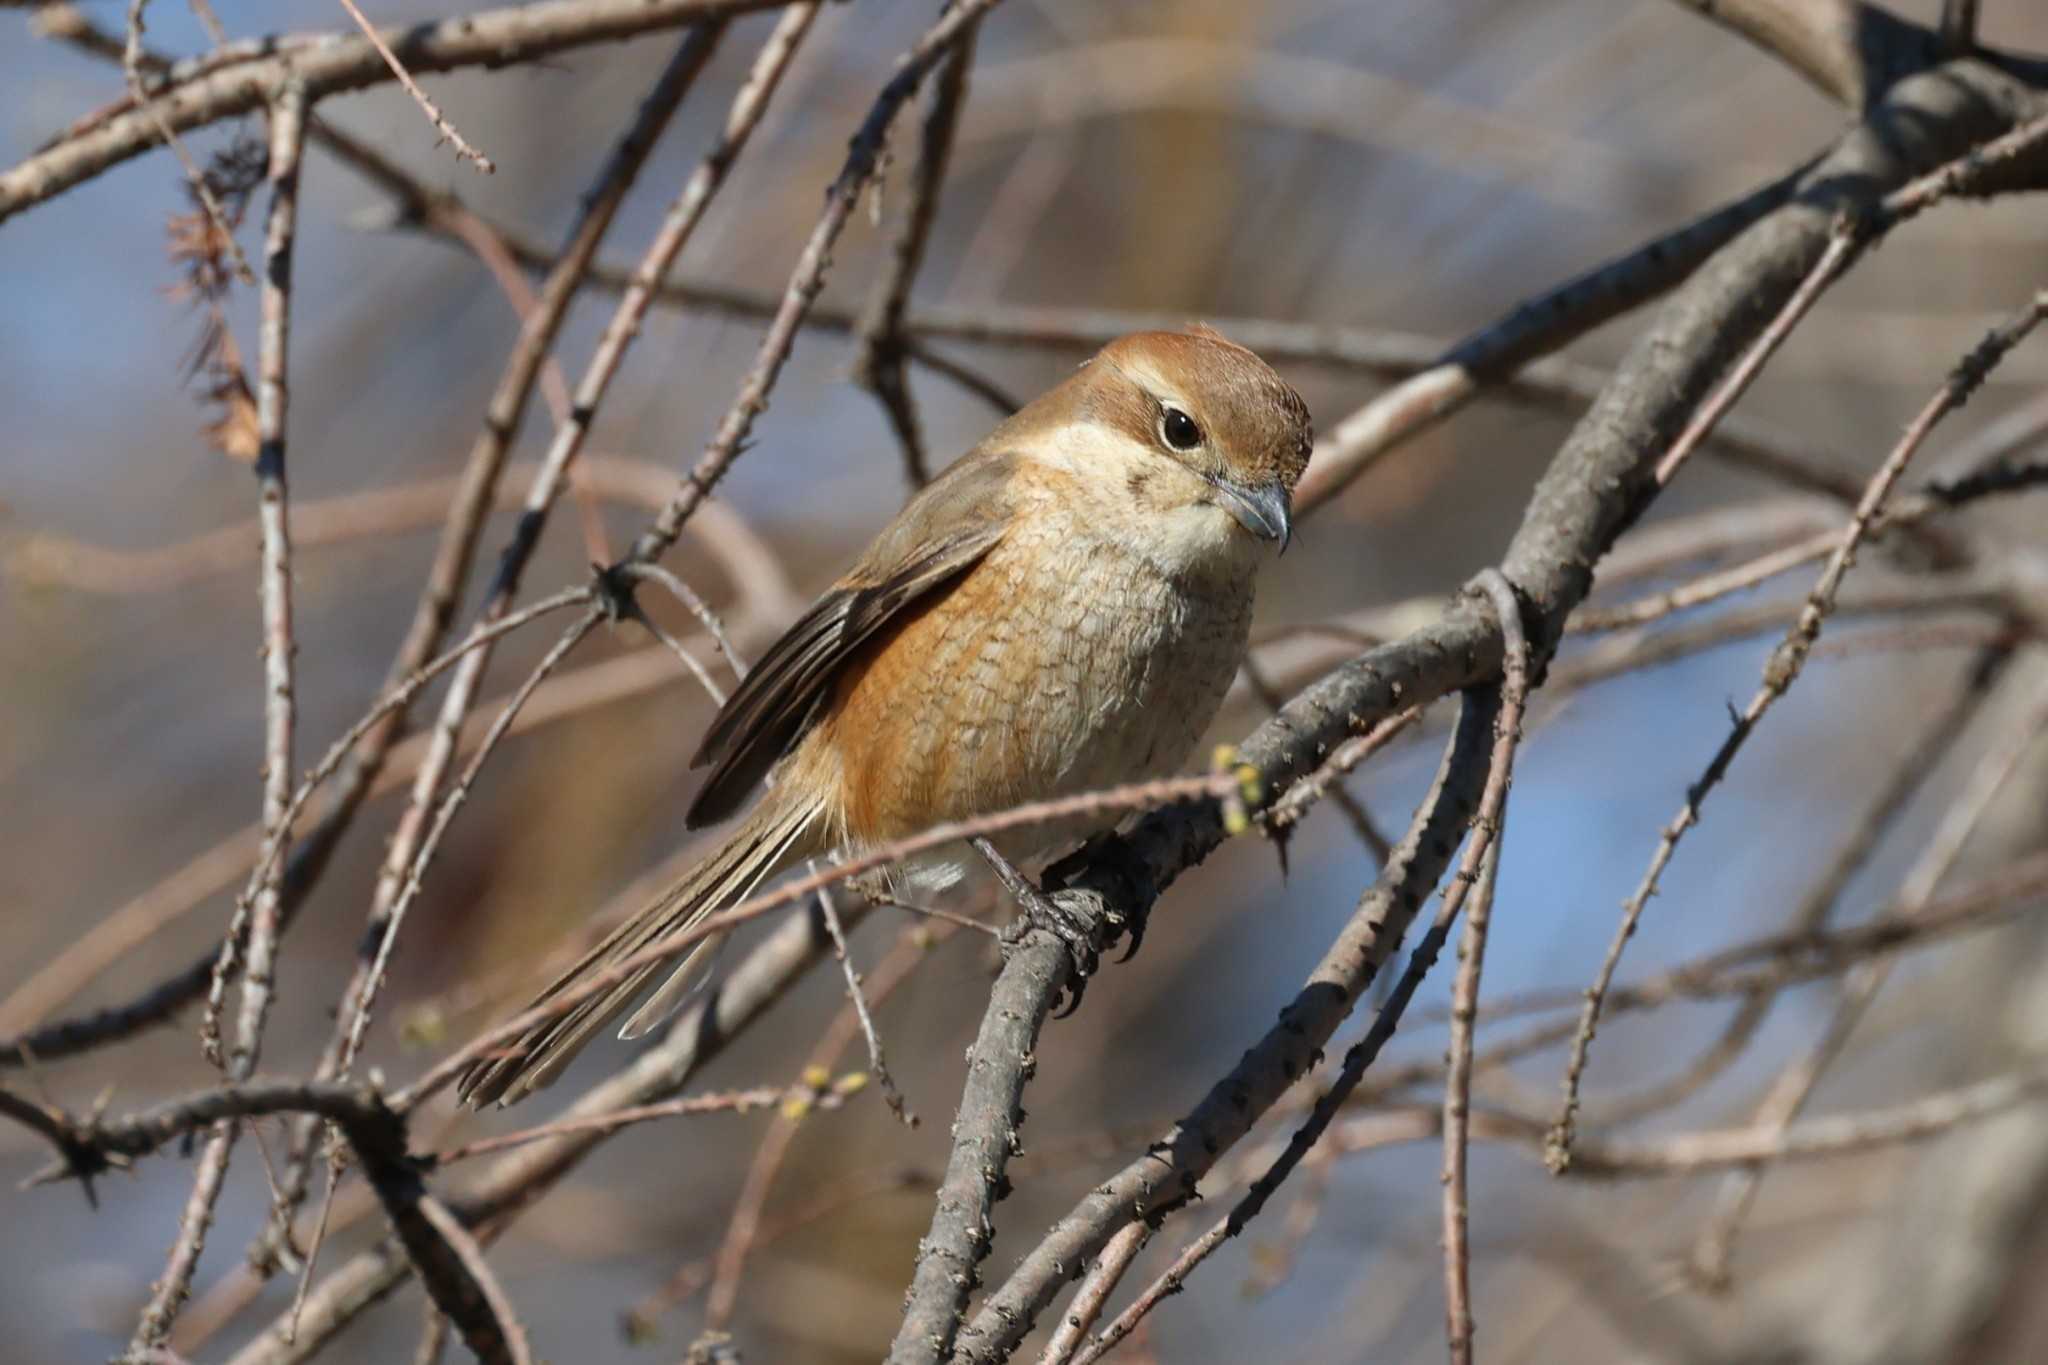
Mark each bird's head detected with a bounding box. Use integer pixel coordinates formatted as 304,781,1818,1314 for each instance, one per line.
1068,326,1313,552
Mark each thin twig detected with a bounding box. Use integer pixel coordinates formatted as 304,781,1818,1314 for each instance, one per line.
605,571,729,706
851,18,980,487
340,609,604,1077
282,1154,340,1337
431,1087,793,1164
129,1125,237,1360
122,0,255,285
1564,1060,2048,1176
127,86,307,1362
414,1198,530,1365
626,0,1008,566
1580,643,2015,1130
1688,661,2048,1288
5,0,795,221
699,917,963,1331
613,560,747,681
1442,575,1529,1365
222,81,310,1077
256,29,732,1269
333,0,494,173
1549,290,2048,1169
811,879,916,1126
1036,1221,1150,1365
1652,232,1858,489
1263,706,1424,837
411,1310,448,1365
1243,656,1395,865
1244,1059,2048,1180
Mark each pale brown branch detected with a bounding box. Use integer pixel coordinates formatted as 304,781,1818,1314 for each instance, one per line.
1286,1059,2048,1176
1036,1221,1149,1365
127,87,308,1362
1567,1060,2048,1175
333,0,494,173
1291,165,1807,514
1,0,793,221
1443,576,1528,1365
431,1086,792,1164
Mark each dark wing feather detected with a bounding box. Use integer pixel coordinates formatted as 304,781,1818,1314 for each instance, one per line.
684,450,1018,828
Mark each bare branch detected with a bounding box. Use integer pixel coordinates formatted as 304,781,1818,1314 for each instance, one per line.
122,0,254,284
333,0,494,173
128,85,308,1360
702,918,965,1331
1690,661,2048,1286
960,54,2048,1363
1,0,793,221
1550,289,2048,1168
851,19,979,487
227,888,880,1364
1444,575,1529,1365
626,0,1006,565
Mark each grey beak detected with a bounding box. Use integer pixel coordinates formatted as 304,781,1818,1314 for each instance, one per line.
1211,478,1293,551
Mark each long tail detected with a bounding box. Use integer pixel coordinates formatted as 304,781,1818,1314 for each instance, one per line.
457,793,825,1108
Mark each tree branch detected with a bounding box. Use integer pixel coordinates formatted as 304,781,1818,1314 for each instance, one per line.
1,0,793,221
949,52,2048,1363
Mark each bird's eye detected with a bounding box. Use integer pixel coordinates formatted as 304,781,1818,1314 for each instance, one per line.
1161,407,1202,450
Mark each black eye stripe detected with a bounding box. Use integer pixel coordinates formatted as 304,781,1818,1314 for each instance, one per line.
1161,406,1202,450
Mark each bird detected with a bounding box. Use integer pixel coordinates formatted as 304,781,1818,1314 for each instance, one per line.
458,326,1313,1106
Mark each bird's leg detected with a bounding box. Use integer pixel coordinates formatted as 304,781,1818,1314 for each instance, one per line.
972,837,1099,1011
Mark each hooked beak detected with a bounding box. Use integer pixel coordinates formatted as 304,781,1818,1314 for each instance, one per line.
1209,477,1293,552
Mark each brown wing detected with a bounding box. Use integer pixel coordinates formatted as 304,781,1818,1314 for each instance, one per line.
684,450,1019,828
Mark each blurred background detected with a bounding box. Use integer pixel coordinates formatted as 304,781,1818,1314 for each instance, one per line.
4,1,2047,1361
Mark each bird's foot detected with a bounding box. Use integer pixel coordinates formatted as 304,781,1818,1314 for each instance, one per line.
975,838,1099,1015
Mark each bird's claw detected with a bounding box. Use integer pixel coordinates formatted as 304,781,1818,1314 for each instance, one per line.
1001,886,1099,1015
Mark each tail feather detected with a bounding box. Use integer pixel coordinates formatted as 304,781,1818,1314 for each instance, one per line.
457,795,823,1108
